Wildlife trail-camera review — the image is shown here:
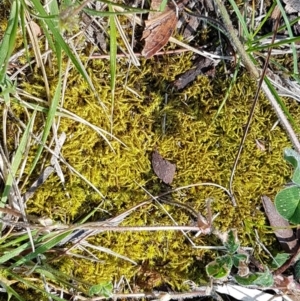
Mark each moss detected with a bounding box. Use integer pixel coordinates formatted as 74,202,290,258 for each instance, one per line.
2,11,300,296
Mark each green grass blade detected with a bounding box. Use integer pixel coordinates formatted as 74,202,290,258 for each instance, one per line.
48,0,60,14
19,3,31,72
159,0,168,11
85,8,149,16
28,0,96,84
214,59,241,120
0,241,32,264
10,231,73,268
87,0,150,13
276,0,299,75
27,17,63,175
227,0,250,38
249,36,300,52
0,0,19,82
0,230,39,248
0,279,25,301
28,0,108,112
252,2,276,38
6,270,68,301
250,16,300,48
35,265,87,293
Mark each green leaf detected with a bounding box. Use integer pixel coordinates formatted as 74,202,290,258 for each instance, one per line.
232,253,248,268
252,269,274,287
224,229,240,254
284,148,300,185
206,255,233,279
234,273,259,285
0,76,16,103
275,185,300,224
294,259,300,280
270,253,290,269
89,281,113,297
235,269,273,287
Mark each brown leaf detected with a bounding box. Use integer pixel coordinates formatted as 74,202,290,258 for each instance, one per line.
173,56,215,89
148,0,166,19
151,150,176,185
141,0,188,58
28,20,42,37
237,259,249,277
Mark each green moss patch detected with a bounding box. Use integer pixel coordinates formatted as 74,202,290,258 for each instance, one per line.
8,51,299,292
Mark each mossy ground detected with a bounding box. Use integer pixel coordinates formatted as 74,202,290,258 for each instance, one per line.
12,50,299,295
1,2,299,297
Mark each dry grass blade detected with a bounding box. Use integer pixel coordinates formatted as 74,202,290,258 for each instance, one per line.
25,10,50,101
77,241,138,264
111,6,140,66
59,200,151,246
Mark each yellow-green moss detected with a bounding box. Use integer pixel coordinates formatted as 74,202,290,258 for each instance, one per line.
2,16,299,298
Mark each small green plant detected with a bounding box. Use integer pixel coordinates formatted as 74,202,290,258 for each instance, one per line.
89,281,113,298
206,229,274,286
275,148,300,224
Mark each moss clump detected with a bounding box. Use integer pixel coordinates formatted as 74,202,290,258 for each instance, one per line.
4,38,299,297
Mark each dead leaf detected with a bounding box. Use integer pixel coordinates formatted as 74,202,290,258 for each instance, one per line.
237,259,249,277
196,198,214,236
173,56,216,89
28,20,42,37
255,139,266,151
282,0,300,13
141,0,188,58
274,274,300,292
151,150,176,184
148,0,167,19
